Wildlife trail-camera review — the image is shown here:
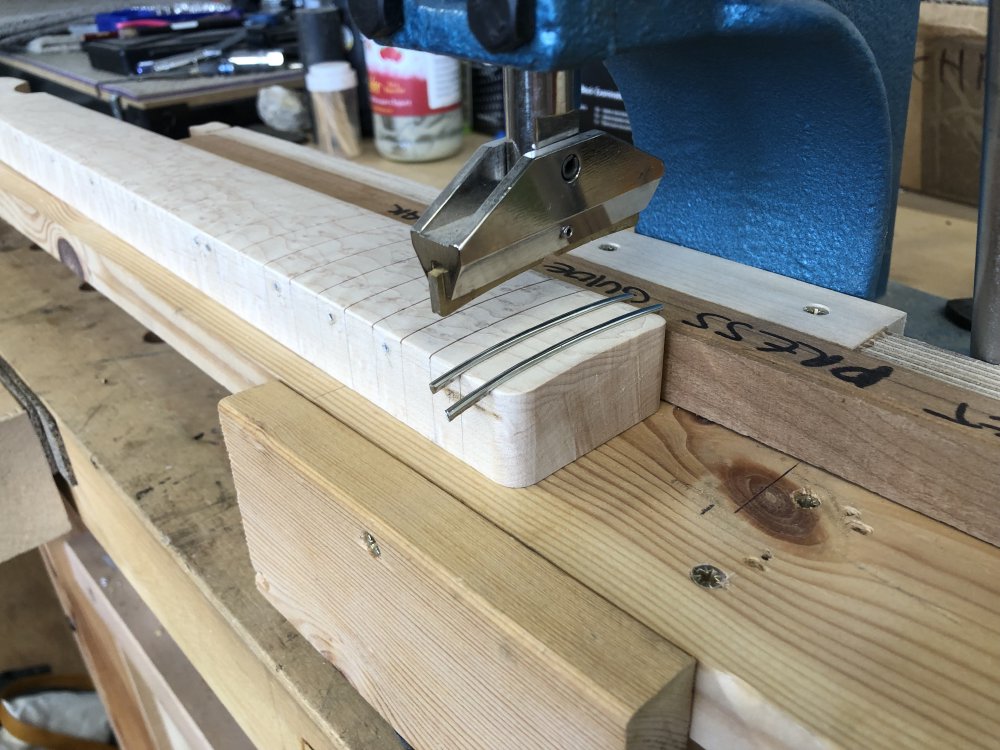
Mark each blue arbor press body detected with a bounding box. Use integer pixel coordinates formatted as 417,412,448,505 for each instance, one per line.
358,0,921,310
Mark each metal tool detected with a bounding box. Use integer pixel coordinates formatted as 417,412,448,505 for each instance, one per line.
135,27,245,75
412,68,662,315
972,0,1000,365
445,303,663,421
430,291,633,393
349,0,920,313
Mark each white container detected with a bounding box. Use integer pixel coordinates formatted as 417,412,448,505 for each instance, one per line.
362,38,463,162
306,61,362,159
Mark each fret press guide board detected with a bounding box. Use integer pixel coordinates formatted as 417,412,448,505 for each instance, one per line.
0,82,664,486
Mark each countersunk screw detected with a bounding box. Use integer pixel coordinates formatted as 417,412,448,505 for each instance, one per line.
803,303,830,316
690,564,727,589
363,531,381,558
793,488,822,509
468,0,535,53
347,0,404,40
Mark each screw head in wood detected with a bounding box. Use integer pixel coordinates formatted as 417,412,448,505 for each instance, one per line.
793,488,822,509
690,564,727,589
363,531,381,558
802,303,830,316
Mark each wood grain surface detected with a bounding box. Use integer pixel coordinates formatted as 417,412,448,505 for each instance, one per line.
223,381,695,750
0,82,665,487
64,532,254,750
0,247,400,750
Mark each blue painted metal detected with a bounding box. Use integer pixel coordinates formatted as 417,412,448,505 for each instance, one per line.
384,0,920,298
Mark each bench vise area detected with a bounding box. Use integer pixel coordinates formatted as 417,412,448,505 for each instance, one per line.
347,0,920,315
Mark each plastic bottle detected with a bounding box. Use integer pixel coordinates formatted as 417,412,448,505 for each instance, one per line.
361,37,463,162
306,61,362,159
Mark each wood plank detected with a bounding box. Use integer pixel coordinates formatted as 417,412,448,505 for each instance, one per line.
549,249,1000,545
0,369,71,564
0,244,830,748
40,537,158,750
0,81,665,488
0,247,400,750
318,386,1000,750
221,381,695,750
3,122,999,746
891,191,977,299
188,126,908,349
63,532,254,750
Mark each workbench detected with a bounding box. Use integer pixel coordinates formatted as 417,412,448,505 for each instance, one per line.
0,107,996,750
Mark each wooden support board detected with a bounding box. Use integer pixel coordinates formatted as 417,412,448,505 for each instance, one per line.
62,532,254,750
186,124,1000,548
41,536,160,749
0,81,665,488
0,372,70,564
2,175,999,746
0,248,401,750
221,381,695,750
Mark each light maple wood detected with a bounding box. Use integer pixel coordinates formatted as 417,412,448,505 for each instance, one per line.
221,381,695,750
0,376,71,564
0,81,665,487
63,532,254,750
570,229,906,346
0,247,400,750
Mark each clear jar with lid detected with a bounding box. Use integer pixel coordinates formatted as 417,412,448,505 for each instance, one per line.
361,38,463,162
306,61,362,159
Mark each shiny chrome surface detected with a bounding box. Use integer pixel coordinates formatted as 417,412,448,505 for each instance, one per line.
445,303,664,420
429,291,633,393
504,68,580,159
973,0,1000,364
412,129,664,315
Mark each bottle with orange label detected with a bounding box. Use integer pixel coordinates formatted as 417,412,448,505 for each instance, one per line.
361,37,464,162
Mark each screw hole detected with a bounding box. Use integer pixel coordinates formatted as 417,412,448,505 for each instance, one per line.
803,303,830,316
599,243,619,252
561,153,581,183
560,225,574,239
